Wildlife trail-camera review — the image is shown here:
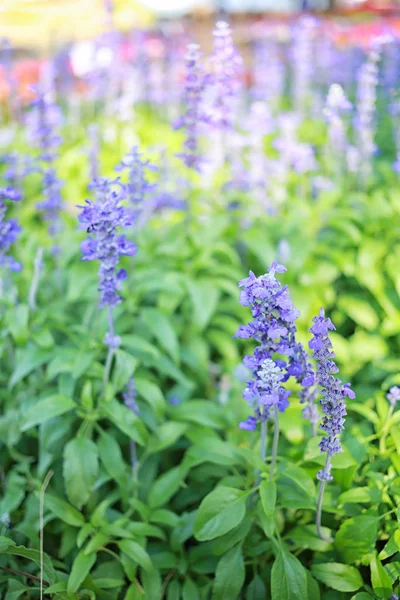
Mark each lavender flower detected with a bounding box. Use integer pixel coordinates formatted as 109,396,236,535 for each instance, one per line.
115,147,156,219
78,177,136,311
355,45,381,180
123,376,139,415
174,44,208,171
387,386,400,407
209,21,243,130
309,308,355,538
26,86,64,237
324,84,351,175
235,262,301,477
0,186,21,272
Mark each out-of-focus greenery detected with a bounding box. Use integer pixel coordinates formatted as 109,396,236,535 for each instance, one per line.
1,105,400,599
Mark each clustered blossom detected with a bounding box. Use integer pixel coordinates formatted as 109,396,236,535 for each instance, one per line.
324,84,351,169
235,262,306,431
123,377,139,415
210,21,243,130
387,386,400,407
77,177,136,310
174,44,208,171
308,309,355,482
0,186,22,272
355,44,381,179
26,86,64,236
115,146,156,217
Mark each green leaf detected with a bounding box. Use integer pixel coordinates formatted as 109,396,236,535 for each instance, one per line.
271,549,307,600
212,544,245,600
147,422,188,453
182,578,199,600
285,525,332,552
4,545,57,584
379,530,400,560
67,550,96,593
277,464,316,509
118,540,152,572
125,582,145,600
135,378,166,420
339,487,373,504
260,480,276,537
63,438,99,508
142,308,180,363
186,278,220,330
112,350,137,392
5,579,31,600
44,493,85,527
335,516,379,563
172,400,225,429
9,345,51,388
148,465,186,508
103,398,147,445
337,296,379,330
311,563,363,592
194,486,247,542
21,395,76,431
97,429,126,485
306,571,320,600
370,552,392,598
246,575,267,600
141,567,162,600
0,535,15,551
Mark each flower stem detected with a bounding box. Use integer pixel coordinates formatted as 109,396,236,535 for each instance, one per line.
103,306,115,394
316,454,331,540
260,418,268,463
269,406,280,480
28,247,44,311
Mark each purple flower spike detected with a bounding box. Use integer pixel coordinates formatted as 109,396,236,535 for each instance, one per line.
309,309,355,479
209,21,243,130
77,177,136,308
387,386,400,407
115,146,157,218
235,263,303,432
0,186,22,272
175,43,209,171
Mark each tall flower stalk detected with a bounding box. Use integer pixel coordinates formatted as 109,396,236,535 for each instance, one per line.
235,263,301,479
123,377,140,491
355,44,381,182
323,84,351,178
308,309,355,539
115,146,156,230
0,186,21,274
26,86,64,309
174,43,208,172
78,177,136,393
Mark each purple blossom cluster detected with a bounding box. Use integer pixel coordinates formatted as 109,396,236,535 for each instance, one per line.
210,21,243,130
387,386,400,407
115,146,156,216
174,44,208,171
308,309,355,481
26,87,64,236
235,262,308,431
0,186,22,272
78,177,136,310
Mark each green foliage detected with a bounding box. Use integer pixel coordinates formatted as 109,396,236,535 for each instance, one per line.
1,110,400,599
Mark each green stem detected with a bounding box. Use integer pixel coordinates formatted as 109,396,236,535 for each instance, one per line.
102,306,115,394
269,406,280,480
316,454,331,540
